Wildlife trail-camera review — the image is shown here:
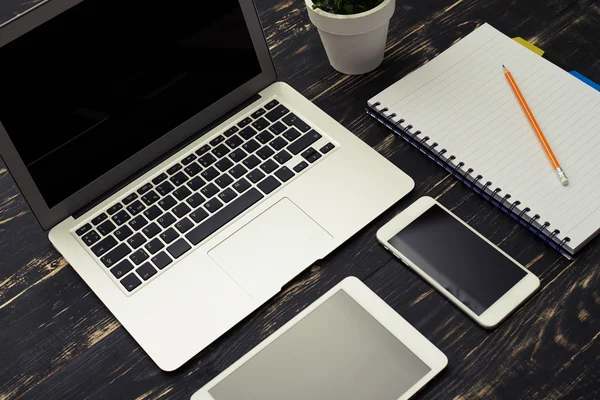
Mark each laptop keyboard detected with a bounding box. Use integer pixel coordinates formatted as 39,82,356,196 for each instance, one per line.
73,99,337,294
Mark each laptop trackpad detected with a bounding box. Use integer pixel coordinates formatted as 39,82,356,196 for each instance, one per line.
208,198,333,298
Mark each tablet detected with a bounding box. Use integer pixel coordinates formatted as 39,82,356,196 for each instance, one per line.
192,277,447,400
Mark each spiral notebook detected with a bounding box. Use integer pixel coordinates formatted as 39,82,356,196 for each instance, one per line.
367,23,600,258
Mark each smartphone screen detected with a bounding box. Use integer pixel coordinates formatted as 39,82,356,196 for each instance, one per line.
388,205,526,315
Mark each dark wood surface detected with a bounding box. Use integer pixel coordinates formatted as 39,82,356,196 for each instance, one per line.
1,0,599,399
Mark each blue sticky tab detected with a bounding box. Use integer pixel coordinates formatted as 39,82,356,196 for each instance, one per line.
570,71,600,91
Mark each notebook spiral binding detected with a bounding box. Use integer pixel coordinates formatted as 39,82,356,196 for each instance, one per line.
367,102,572,258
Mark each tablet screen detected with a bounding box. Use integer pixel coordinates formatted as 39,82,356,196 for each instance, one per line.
209,290,431,400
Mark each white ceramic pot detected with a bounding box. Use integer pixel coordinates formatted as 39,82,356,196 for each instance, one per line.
305,0,395,75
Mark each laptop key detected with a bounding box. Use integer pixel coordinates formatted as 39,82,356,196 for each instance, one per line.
320,142,335,154
122,194,138,205
101,243,131,268
199,153,217,167
239,126,257,140
91,213,107,225
142,223,161,239
224,126,239,137
257,176,281,195
218,188,238,203
91,236,117,257
204,198,223,213
201,183,219,198
242,139,260,154
98,220,116,236
275,166,295,182
265,99,279,110
301,147,316,160
229,164,247,179
229,148,247,163
76,223,92,236
186,188,264,246
186,193,205,208
114,225,133,241
247,169,265,184
210,135,225,146
121,274,142,292
256,146,274,160
159,195,177,210
265,104,289,122
184,162,202,177
141,191,160,206
252,117,270,131
270,137,287,151
201,166,220,181
293,161,309,173
190,209,209,223
173,186,192,201
274,150,292,164
167,164,182,175
175,217,194,233
160,228,179,244
260,159,278,174
152,173,168,185
127,233,147,249
111,259,133,279
188,176,206,191
172,203,191,218
137,183,153,195
107,204,123,215
287,130,322,155
237,117,253,128
167,239,192,259
215,174,234,189
212,144,230,158
307,151,322,163
196,145,211,156
269,121,286,135
256,130,274,144
130,249,149,265
170,171,188,186
282,127,301,142
129,215,148,231
127,200,145,216
251,108,266,118
143,205,162,221
243,154,261,169
151,251,173,270
112,210,131,226
156,181,175,196
283,113,310,132
157,212,177,228
145,238,165,254
181,154,197,165
226,135,243,149
233,178,251,194
136,263,157,281
216,158,234,172
82,230,101,246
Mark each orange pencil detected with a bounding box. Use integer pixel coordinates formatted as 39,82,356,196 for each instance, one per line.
503,65,569,186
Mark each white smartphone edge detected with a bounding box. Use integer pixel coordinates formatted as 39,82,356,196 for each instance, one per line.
191,276,448,400
376,196,540,329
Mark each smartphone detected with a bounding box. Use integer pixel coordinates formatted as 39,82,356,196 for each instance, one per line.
376,196,540,329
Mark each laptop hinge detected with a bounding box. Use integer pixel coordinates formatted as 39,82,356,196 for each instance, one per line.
73,93,262,219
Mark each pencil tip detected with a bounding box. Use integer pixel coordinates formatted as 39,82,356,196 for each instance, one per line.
502,64,506,68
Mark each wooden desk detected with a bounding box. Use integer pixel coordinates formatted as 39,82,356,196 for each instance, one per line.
1,0,599,398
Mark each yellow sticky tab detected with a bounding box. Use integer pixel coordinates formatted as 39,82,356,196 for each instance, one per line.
512,37,544,56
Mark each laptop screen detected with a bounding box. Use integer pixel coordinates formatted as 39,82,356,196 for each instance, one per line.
0,0,262,208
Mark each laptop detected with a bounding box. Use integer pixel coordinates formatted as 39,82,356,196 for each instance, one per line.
0,0,414,370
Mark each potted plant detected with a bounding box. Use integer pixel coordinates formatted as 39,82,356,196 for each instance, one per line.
306,0,395,75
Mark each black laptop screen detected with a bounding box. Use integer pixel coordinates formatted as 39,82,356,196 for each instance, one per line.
0,0,262,208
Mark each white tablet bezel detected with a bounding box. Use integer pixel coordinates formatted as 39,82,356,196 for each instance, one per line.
191,276,448,400
376,196,540,329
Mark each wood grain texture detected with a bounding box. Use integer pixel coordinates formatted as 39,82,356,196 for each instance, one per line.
0,0,599,399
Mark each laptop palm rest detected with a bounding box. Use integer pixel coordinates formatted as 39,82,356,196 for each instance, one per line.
208,198,333,298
